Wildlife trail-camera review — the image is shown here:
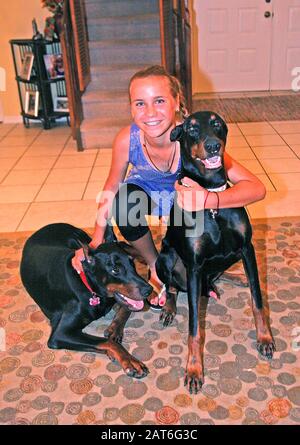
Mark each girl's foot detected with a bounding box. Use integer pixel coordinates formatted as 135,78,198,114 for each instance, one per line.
148,268,167,311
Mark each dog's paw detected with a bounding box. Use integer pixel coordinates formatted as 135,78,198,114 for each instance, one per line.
125,362,149,379
184,372,204,395
256,340,276,360
160,307,176,327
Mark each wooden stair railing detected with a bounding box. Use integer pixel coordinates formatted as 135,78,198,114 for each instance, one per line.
56,0,91,150
159,0,192,112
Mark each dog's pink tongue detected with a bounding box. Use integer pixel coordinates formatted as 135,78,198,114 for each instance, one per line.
123,296,144,311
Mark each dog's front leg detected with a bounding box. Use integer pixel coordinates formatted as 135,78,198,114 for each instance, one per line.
104,306,131,343
242,243,275,359
184,268,205,394
48,313,149,379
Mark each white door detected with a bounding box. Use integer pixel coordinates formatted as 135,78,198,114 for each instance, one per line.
193,0,300,92
270,0,300,90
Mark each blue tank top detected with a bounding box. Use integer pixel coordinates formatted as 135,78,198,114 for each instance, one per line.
124,123,181,216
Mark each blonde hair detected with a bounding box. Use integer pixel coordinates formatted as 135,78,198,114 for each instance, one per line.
128,65,189,120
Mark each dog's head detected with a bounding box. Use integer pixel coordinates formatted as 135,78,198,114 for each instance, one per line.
171,111,228,188
80,242,152,312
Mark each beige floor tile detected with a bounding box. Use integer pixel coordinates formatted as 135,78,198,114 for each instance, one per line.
251,145,296,159
237,122,276,135
226,135,249,148
62,148,98,157
227,123,242,136
244,134,285,146
95,150,112,166
8,125,41,137
83,181,106,200
0,169,9,182
2,169,50,186
256,174,276,192
14,156,57,170
0,202,30,232
22,145,64,157
0,184,41,203
35,182,86,202
268,173,300,191
0,136,36,147
226,147,256,160
0,158,19,170
0,146,28,158
45,167,92,184
247,190,300,218
30,140,66,149
280,133,300,145
290,145,300,157
259,158,300,173
54,153,97,169
236,159,265,174
269,121,300,134
17,200,97,231
0,124,16,137
34,134,70,144
89,165,110,182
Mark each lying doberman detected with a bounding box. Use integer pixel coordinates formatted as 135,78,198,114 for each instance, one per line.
156,111,275,393
20,223,152,378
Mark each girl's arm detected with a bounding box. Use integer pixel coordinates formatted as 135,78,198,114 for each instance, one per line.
89,126,131,247
72,126,130,271
175,152,266,211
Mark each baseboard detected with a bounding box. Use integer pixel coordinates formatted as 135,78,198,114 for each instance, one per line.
2,115,23,124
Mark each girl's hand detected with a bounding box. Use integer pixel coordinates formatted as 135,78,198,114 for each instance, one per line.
71,248,85,274
175,177,207,211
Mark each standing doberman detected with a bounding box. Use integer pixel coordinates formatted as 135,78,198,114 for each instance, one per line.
156,111,275,393
20,223,153,378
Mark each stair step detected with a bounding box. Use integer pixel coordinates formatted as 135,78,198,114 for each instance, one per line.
87,14,160,41
81,117,131,149
89,39,161,65
82,90,131,119
89,64,147,91
85,0,159,18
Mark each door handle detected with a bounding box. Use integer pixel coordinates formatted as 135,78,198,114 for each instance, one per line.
264,11,271,18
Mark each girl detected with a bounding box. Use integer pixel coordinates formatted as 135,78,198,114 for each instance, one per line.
72,65,265,309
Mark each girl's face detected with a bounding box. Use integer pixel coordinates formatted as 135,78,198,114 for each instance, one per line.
129,76,179,139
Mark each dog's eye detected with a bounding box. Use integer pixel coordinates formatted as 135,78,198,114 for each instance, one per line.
111,266,120,276
210,119,221,129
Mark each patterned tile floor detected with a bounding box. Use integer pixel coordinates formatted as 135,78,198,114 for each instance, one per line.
0,218,299,425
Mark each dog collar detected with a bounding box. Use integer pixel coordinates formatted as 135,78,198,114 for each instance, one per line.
207,184,227,192
79,271,101,306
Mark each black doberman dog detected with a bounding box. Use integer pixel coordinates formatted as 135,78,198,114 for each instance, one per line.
20,223,153,378
156,111,275,393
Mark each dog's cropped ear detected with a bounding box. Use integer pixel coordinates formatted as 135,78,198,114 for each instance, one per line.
78,241,95,266
103,224,117,243
170,124,183,141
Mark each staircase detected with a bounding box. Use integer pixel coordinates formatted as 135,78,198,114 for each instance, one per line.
81,0,162,149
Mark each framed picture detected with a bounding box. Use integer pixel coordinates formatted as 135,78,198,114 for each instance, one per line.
20,52,34,80
25,90,39,116
54,97,69,112
43,53,64,80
